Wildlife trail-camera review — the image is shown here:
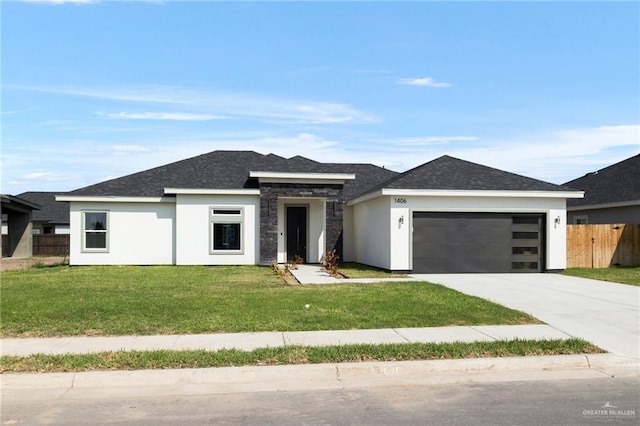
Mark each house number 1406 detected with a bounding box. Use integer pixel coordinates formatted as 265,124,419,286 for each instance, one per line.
394,197,407,203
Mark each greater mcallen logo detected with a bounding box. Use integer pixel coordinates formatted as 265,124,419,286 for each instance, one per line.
583,402,636,422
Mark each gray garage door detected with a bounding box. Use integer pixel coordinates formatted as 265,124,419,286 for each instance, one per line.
412,212,543,273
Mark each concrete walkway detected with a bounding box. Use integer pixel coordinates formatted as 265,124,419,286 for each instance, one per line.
289,264,414,284
413,274,640,359
1,325,572,357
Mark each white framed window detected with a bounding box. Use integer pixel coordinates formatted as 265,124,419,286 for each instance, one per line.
210,207,243,254
83,211,109,252
574,215,588,225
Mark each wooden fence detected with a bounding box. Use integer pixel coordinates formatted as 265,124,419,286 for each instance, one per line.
1,234,70,257
33,234,70,256
567,224,640,268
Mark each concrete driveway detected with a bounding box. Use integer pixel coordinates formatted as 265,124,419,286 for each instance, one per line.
411,273,640,359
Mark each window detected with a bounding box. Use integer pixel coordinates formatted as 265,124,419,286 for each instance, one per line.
83,211,108,252
574,215,588,225
210,207,243,254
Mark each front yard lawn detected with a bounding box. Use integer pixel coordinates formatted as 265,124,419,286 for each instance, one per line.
563,266,640,286
1,265,538,337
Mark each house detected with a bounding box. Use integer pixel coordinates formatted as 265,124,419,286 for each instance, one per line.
16,192,70,235
57,151,583,273
564,154,640,224
1,194,41,258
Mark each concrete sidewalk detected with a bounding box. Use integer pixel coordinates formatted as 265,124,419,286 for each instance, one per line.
3,354,638,402
1,324,572,356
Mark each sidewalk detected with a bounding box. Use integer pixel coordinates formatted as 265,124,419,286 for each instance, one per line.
1,324,573,356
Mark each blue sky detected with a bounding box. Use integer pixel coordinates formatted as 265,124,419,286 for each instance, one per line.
2,0,638,194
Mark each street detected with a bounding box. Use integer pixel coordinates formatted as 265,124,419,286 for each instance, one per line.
3,376,638,425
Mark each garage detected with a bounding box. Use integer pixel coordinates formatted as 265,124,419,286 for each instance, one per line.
412,212,544,273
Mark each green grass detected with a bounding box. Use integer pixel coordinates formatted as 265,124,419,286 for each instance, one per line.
563,266,640,286
0,265,537,337
0,339,601,373
339,263,408,279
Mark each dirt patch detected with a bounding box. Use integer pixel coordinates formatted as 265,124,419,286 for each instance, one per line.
1,256,68,271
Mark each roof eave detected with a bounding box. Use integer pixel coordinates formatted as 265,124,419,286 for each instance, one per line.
164,188,261,196
567,199,640,211
249,171,356,184
347,189,585,206
56,195,176,203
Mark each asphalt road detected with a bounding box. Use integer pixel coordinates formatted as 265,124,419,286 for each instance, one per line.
3,377,638,425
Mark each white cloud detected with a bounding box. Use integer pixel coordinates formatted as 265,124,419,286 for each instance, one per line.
102,112,228,121
379,136,479,146
17,85,377,125
101,145,155,154
397,77,452,88
23,0,98,4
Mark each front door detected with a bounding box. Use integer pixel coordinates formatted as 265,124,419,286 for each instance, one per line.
286,206,307,263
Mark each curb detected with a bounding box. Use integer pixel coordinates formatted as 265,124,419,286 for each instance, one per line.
3,354,638,401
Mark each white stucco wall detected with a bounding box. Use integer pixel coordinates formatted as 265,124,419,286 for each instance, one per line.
352,196,392,269
352,194,569,272
68,201,176,265
276,198,326,263
55,225,70,235
175,194,260,265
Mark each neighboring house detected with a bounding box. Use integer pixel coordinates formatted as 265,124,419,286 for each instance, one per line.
16,192,70,234
1,194,41,258
57,151,582,273
564,154,640,225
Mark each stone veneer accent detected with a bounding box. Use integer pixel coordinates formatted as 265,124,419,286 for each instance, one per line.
259,183,344,265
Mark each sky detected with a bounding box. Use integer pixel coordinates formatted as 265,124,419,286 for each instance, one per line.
1,0,639,195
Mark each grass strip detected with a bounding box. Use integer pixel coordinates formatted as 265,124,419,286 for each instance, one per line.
0,339,602,373
338,263,408,279
563,266,640,286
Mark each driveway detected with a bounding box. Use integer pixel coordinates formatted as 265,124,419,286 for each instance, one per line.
411,273,640,358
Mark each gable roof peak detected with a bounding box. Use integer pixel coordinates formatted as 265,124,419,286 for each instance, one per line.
372,154,572,193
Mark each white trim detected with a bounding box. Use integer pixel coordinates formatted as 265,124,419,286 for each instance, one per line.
567,199,640,211
249,171,355,184
81,210,109,253
348,189,584,205
209,206,244,255
57,195,175,203
165,188,260,195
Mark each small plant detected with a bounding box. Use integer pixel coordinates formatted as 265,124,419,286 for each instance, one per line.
322,249,340,277
271,262,285,277
284,255,304,272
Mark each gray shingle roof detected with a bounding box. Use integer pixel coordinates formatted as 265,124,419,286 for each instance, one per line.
564,154,640,207
17,192,70,224
364,155,573,193
69,151,399,201
68,151,574,202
